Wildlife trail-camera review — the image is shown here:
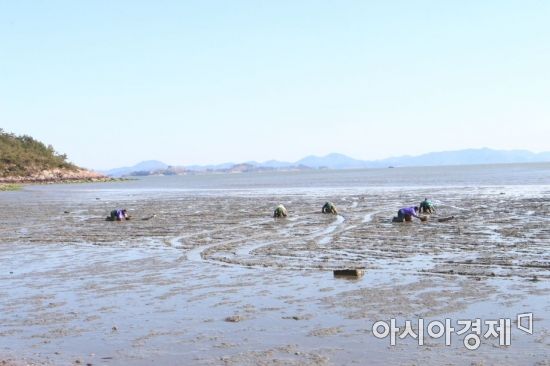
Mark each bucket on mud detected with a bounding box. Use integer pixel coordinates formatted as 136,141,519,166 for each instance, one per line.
333,268,365,278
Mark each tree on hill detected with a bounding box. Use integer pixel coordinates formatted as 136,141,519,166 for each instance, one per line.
0,129,77,177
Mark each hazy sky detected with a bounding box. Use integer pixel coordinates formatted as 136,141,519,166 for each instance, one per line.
1,1,549,170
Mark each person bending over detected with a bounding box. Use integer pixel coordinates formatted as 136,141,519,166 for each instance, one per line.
109,208,129,221
419,198,435,214
273,204,288,218
322,201,338,215
395,206,426,222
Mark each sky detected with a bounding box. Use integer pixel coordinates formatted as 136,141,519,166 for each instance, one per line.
1,0,549,170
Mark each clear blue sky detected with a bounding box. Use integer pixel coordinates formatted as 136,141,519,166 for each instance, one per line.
1,0,549,170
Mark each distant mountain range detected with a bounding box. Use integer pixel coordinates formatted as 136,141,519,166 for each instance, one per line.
103,148,550,177
104,160,169,177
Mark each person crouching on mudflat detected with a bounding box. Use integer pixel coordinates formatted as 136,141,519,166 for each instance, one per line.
322,201,338,215
419,198,435,214
108,208,129,221
394,206,426,222
273,204,288,218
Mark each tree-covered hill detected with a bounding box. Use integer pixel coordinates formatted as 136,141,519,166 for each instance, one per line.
0,129,106,183
0,129,77,177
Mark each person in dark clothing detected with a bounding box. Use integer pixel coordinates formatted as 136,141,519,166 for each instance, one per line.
322,201,338,215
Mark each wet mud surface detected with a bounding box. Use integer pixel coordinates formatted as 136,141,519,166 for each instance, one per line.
0,184,549,365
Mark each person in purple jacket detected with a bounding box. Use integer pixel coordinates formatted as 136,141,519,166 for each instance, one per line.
108,208,129,221
395,206,426,222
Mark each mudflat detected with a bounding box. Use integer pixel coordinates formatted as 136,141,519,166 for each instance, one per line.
0,168,549,365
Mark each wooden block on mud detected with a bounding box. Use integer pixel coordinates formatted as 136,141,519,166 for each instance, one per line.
333,269,365,278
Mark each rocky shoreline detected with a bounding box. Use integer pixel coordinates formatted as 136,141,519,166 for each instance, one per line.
0,168,114,184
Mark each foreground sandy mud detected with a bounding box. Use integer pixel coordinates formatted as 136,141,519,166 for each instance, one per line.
0,184,549,365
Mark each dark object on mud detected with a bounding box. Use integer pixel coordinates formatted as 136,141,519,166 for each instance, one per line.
529,276,539,282
333,268,365,278
225,315,244,323
64,210,70,214
438,216,455,223
106,216,132,221
273,204,288,218
283,315,302,321
392,216,427,223
322,201,338,215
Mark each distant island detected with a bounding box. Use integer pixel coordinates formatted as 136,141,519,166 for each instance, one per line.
104,148,550,177
0,129,107,184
